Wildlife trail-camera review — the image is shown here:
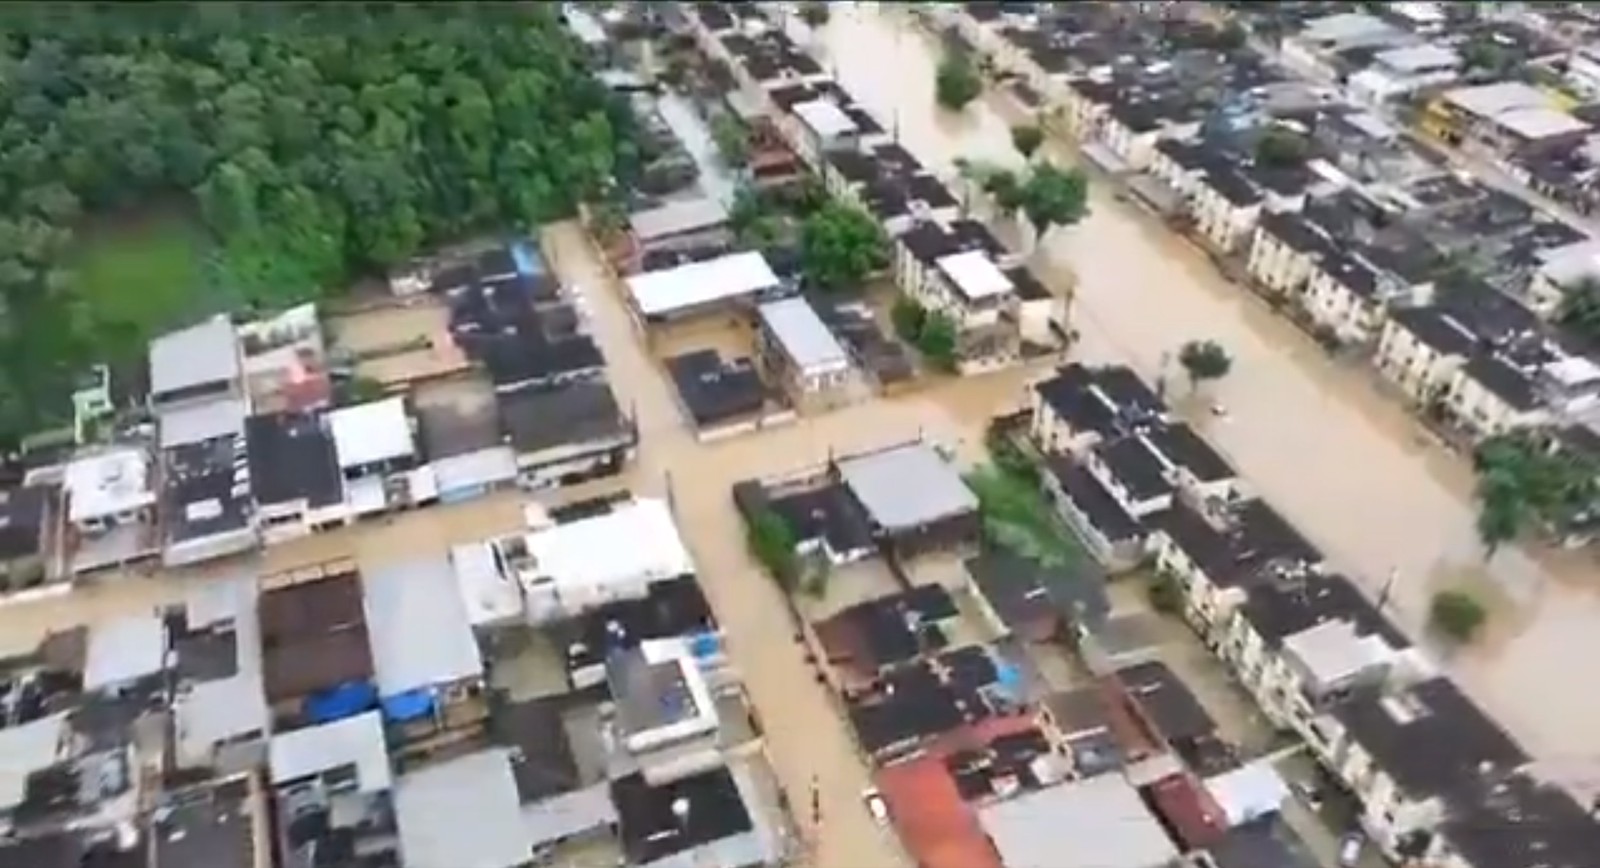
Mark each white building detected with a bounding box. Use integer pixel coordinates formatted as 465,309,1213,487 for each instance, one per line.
624,251,782,322
756,296,855,400
511,498,695,625
328,396,419,516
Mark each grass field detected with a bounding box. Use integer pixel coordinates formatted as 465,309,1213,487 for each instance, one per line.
69,211,211,360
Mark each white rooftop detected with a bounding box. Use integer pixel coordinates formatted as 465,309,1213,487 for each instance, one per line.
1374,44,1459,74
1300,12,1403,48
363,555,485,696
628,196,729,242
1544,354,1600,387
329,396,415,469
837,442,978,532
176,672,268,766
520,497,694,596
451,541,524,628
1444,81,1552,118
1497,106,1590,141
65,446,155,523
159,395,248,448
626,251,780,317
978,773,1178,868
84,611,168,690
149,314,241,400
1283,619,1400,689
1205,760,1289,827
757,296,850,375
396,749,529,868
793,98,858,139
936,249,1015,301
0,712,68,811
268,711,392,793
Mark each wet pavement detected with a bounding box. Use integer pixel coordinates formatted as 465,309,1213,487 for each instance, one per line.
795,3,1600,764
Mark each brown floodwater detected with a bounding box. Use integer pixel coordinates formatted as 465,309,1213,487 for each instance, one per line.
796,4,1600,763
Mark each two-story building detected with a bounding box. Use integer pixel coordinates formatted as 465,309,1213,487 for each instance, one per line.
1302,250,1386,345
1442,352,1550,440
1246,211,1337,297
1030,363,1168,455
1374,306,1480,407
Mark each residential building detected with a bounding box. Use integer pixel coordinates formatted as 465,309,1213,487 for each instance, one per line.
1085,434,1177,518
1042,457,1147,571
237,303,332,414
246,412,346,544
622,196,732,275
978,773,1179,868
327,396,421,517
267,710,400,868
257,564,376,729
1030,363,1168,455
755,296,856,404
1346,44,1461,107
1422,82,1590,157
160,428,258,567
1433,772,1600,868
833,441,981,557
498,379,635,488
1280,13,1412,84
1442,351,1550,439
0,485,52,593
1374,306,1480,406
1190,164,1266,253
1246,211,1336,297
624,250,783,323
60,445,159,574
1302,250,1386,345
666,350,771,437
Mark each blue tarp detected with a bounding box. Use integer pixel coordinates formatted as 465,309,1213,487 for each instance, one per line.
304,681,378,724
381,689,436,723
689,632,721,659
511,241,547,279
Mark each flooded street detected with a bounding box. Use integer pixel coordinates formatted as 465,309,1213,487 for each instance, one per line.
802,5,1600,762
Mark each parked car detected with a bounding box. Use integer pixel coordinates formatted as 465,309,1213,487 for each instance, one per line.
862,788,889,825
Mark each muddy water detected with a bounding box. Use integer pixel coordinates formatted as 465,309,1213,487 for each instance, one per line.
802,5,1600,761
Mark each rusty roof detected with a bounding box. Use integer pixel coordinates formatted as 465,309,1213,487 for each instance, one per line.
1148,773,1228,851
262,626,373,702
259,572,365,641
875,755,1002,868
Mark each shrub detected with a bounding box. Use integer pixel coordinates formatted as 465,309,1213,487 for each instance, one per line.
1430,590,1487,642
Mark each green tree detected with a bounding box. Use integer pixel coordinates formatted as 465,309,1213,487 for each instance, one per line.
1255,127,1310,168
891,295,927,342
1020,163,1090,247
800,201,887,291
712,114,751,169
797,2,830,28
1147,571,1185,616
1472,432,1599,556
1430,590,1487,642
935,55,982,111
746,509,798,589
916,311,959,370
1557,277,1600,345
0,3,636,446
1178,339,1233,391
1010,123,1044,160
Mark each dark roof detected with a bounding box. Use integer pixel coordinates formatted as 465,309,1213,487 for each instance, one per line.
560,577,713,671
498,380,628,456
1390,306,1478,357
766,483,874,557
1320,249,1380,299
1005,267,1050,302
163,436,253,543
1237,572,1410,649
259,572,365,640
847,661,985,753
478,331,605,391
0,486,50,561
0,832,147,868
246,412,343,508
1156,138,1210,171
910,174,959,209
1095,366,1165,415
1444,773,1600,868
1329,677,1528,802
666,350,766,427
962,551,1063,636
261,626,373,702
492,697,581,802
1203,165,1263,208
1208,818,1321,868
1143,424,1234,483
1463,352,1541,412
1439,287,1541,343
1117,661,1217,742
1044,458,1143,543
611,768,753,864
1149,499,1323,588
1258,211,1332,258
150,777,254,868
1097,436,1174,501
815,585,960,673
1035,365,1118,438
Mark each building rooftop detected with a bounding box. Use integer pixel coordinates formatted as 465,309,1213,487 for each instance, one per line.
361,556,483,697
758,296,849,375
666,350,767,429
490,697,582,803
497,378,629,457
395,748,528,868
1045,457,1145,545
1443,772,1600,868
873,752,1002,868
814,584,959,674
1390,305,1479,358
328,397,415,470
628,196,728,243
1117,660,1217,744
0,485,51,563
1239,571,1408,650
245,412,343,509
0,711,70,812
161,434,253,547
557,576,715,672
268,710,392,793
611,767,754,866
936,250,1015,303
1150,499,1324,589
1096,435,1175,502
83,612,166,692
978,773,1179,868
477,329,605,392
1463,352,1542,412
607,643,717,752
1329,676,1527,803
519,498,694,597
761,482,874,560
625,251,780,318
149,315,240,404
1143,423,1234,483
64,446,155,524
793,98,858,139
158,395,247,449
836,442,978,534
150,776,258,868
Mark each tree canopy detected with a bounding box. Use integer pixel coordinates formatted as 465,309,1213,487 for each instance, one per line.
1254,126,1311,168
800,201,888,291
1430,589,1487,642
1473,432,1599,556
1557,277,1600,347
1011,123,1044,160
1178,339,1233,390
1020,163,1090,244
0,3,635,444
935,55,982,111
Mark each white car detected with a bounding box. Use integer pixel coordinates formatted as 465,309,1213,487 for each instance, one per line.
1338,832,1364,867
862,788,889,825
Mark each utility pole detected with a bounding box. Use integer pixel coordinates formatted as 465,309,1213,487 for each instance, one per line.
1376,568,1398,612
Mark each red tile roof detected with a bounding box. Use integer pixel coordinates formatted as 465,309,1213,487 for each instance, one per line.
875,755,1002,868
1148,773,1228,850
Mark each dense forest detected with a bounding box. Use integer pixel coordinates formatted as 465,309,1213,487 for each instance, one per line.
0,3,636,443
